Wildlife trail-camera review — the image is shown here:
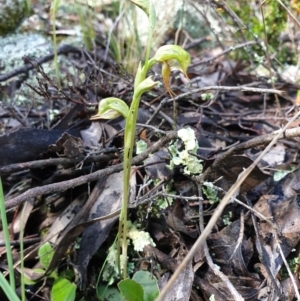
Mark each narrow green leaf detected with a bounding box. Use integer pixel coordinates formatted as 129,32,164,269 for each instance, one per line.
129,0,156,30
0,178,15,291
38,242,54,270
132,271,159,301
52,0,60,14
51,277,76,301
118,279,145,301
0,272,20,301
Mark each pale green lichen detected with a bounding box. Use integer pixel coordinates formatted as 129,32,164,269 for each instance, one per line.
202,181,220,204
168,127,203,175
127,221,156,252
0,33,52,71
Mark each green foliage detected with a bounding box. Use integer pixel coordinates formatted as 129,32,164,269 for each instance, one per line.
0,273,20,301
132,271,159,301
0,180,19,301
76,3,95,51
24,242,77,301
222,211,232,226
38,242,55,270
226,0,293,64
51,277,77,301
201,93,214,101
117,271,159,301
136,140,148,154
118,279,144,301
0,178,16,293
102,222,154,283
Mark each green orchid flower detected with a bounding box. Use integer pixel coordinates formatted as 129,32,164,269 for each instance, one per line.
150,45,191,96
91,0,191,280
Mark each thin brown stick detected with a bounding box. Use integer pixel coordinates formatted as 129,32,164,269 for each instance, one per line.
228,211,244,262
0,153,116,176
274,231,300,300
197,182,243,301
164,86,283,104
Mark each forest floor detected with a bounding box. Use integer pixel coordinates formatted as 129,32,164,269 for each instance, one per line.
1,1,300,301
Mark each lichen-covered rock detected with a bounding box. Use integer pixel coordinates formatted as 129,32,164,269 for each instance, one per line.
0,33,52,105
0,33,81,107
0,0,27,36
0,33,52,72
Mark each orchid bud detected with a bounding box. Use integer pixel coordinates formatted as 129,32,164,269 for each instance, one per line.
90,97,129,120
135,76,159,98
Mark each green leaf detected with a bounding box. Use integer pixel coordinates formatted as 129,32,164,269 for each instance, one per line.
51,277,76,301
132,271,159,301
97,285,125,301
90,97,129,120
38,242,54,270
0,272,20,301
118,279,145,301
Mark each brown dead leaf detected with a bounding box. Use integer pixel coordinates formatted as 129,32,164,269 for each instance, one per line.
206,155,270,193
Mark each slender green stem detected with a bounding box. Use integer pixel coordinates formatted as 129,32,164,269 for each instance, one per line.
119,51,153,277
0,178,15,291
144,28,153,67
121,91,142,279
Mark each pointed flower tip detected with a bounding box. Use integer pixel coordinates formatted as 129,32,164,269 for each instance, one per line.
90,113,101,120
135,76,159,96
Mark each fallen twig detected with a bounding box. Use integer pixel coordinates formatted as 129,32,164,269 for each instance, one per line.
5,131,178,210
